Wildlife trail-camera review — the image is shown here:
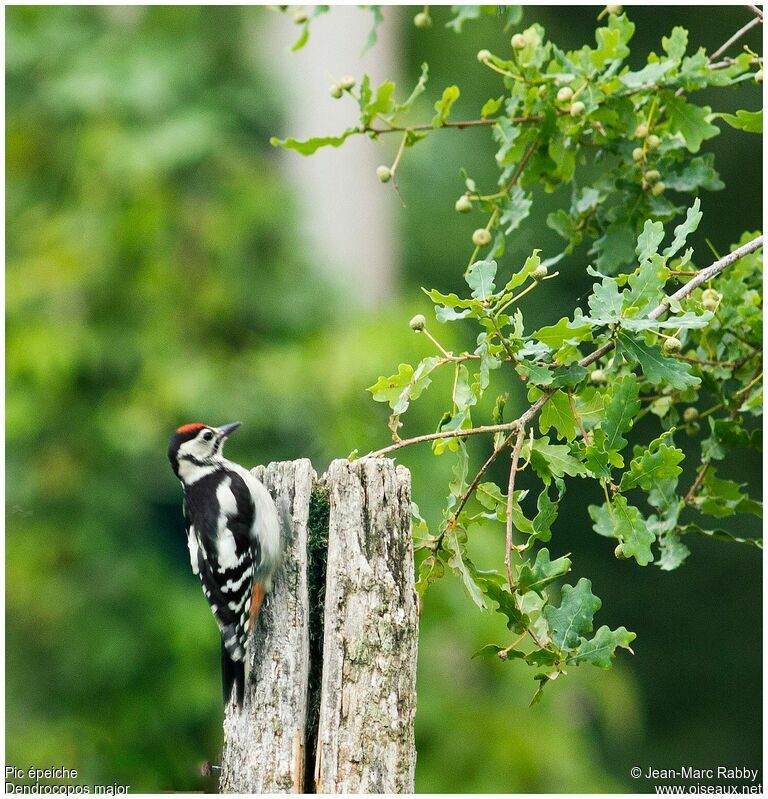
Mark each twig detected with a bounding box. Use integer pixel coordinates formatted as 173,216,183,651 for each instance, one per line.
710,14,762,61
365,116,541,135
747,5,763,20
435,431,517,550
685,463,711,504
505,427,527,592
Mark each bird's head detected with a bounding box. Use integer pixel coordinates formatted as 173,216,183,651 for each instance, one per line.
168,421,241,482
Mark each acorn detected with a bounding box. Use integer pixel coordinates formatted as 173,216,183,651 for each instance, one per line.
292,10,307,23
703,297,719,312
650,398,670,416
338,75,356,90
646,134,662,149
755,69,763,83
686,421,701,437
662,336,682,354
329,83,343,99
606,4,623,14
634,123,649,139
632,147,645,162
409,314,427,332
414,11,432,28
557,86,574,103
614,543,628,560
532,264,548,281
645,169,661,184
376,165,392,183
472,228,492,247
570,101,586,117
683,406,699,423
477,49,492,63
651,181,666,197
590,368,606,384
455,195,473,214
511,33,526,50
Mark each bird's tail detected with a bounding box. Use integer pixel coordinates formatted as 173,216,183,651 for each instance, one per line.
221,639,245,709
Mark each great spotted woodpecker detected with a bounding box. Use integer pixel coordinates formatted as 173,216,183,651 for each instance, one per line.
167,422,281,708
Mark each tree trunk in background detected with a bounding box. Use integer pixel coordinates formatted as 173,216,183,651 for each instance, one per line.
315,460,418,793
219,458,418,793
266,7,400,307
220,460,315,792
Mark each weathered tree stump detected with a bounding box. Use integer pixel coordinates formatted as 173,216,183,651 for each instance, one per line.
220,459,315,793
218,458,417,793
315,459,418,793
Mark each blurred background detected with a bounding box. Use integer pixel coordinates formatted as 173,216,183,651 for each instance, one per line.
6,5,762,792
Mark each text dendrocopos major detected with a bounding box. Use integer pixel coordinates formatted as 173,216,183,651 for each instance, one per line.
167,421,282,708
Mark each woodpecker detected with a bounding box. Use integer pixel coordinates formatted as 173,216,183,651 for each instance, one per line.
167,421,281,708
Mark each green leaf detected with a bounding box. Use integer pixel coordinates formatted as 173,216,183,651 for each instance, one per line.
466,259,497,300
499,186,532,235
678,523,762,549
446,5,482,33
396,62,429,114
543,578,601,651
692,469,763,518
589,495,654,564
432,85,460,127
656,532,691,570
505,249,542,291
619,437,685,491
613,495,655,565
526,436,590,481
662,26,688,63
636,219,665,264
478,576,529,633
270,127,357,155
602,374,641,453
516,548,571,595
666,95,720,153
715,109,762,134
663,199,702,259
592,223,637,272
538,389,579,441
367,357,439,413
362,5,384,53
530,481,564,543
361,79,396,125
616,331,699,389
587,275,623,324
624,256,669,315
481,95,505,118
443,527,487,608
620,60,675,89
571,625,635,667
532,317,593,354
664,154,724,192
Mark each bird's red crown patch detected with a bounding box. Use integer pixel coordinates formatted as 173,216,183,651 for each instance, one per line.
176,423,206,434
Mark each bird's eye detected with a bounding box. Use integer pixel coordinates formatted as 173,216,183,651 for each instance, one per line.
202,431,214,442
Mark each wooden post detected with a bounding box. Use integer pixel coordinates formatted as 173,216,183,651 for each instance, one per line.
314,459,418,793
220,459,315,793
219,458,417,794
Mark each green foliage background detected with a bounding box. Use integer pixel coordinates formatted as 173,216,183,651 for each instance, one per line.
6,6,761,792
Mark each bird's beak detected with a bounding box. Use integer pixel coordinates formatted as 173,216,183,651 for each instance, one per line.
216,421,241,438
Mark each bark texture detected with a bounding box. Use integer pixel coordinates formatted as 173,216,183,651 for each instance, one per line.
314,459,418,793
220,459,315,793
219,458,417,794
